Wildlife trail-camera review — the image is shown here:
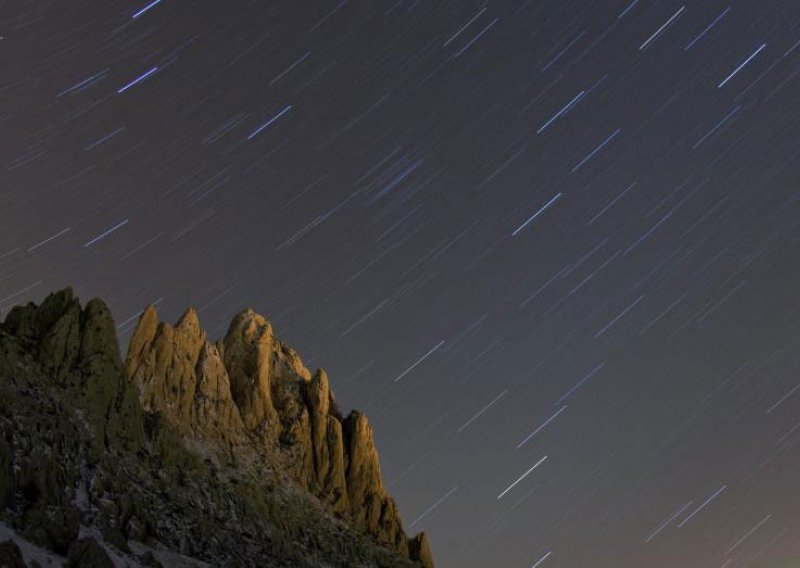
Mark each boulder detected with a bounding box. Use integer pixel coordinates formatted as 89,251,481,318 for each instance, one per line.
67,537,114,568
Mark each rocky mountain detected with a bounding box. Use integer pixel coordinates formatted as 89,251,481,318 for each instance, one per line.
0,288,434,567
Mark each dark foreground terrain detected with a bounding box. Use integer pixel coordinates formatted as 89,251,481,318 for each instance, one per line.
0,288,433,567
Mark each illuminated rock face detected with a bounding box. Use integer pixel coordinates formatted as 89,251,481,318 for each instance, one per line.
125,302,430,565
0,287,433,567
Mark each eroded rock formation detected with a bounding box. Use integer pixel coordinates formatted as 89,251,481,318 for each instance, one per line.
0,288,433,567
124,301,427,563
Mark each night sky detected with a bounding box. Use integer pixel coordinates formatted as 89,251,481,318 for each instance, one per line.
3,1,800,566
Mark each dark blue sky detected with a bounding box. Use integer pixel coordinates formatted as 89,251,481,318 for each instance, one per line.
3,1,800,566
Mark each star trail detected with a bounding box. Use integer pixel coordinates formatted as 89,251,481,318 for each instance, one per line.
2,1,800,566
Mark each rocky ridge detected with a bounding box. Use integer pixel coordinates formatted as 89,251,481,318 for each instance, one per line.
0,288,433,567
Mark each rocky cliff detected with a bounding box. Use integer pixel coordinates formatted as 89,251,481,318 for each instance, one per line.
0,288,433,567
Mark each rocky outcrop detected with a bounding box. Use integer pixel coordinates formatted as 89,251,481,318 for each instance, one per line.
124,306,245,447
221,310,279,436
67,537,114,567
124,301,433,567
344,411,408,554
408,533,435,568
0,288,433,567
0,289,145,556
0,288,145,456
